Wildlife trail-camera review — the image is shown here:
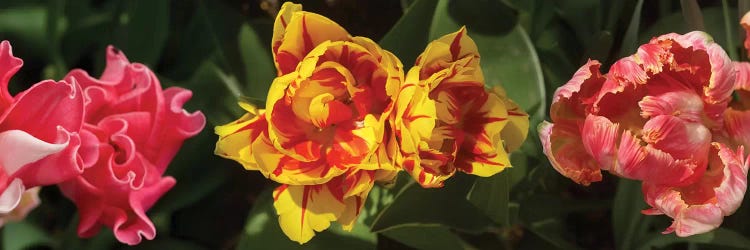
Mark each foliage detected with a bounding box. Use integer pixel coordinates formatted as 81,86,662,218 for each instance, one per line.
1,0,750,249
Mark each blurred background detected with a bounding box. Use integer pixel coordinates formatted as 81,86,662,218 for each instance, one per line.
2,0,750,249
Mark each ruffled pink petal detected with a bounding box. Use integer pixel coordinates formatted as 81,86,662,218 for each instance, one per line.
581,115,620,171
0,79,83,144
551,60,604,104
641,115,711,167
539,121,602,185
742,11,750,57
614,130,697,186
14,127,83,187
735,62,750,91
112,176,175,245
724,108,750,151
0,41,20,109
641,143,748,237
144,87,205,173
638,91,704,122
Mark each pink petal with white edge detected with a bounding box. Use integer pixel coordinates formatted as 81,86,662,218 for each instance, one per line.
14,127,83,187
642,143,748,237
0,130,67,176
0,179,23,213
552,60,603,103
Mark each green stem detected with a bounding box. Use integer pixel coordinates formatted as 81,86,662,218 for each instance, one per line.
723,0,739,60
680,0,705,31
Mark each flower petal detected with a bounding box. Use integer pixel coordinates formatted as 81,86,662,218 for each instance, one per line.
0,179,23,213
0,79,84,144
581,115,620,171
642,143,747,237
215,109,267,170
273,183,345,244
742,11,750,57
273,4,350,75
539,121,602,185
0,40,22,109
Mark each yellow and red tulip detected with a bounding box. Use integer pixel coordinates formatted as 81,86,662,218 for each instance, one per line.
391,28,530,188
216,2,402,243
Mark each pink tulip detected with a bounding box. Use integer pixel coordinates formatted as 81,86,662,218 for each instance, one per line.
59,46,205,245
0,41,85,217
540,32,746,236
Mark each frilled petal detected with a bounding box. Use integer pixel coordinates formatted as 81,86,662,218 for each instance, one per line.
61,174,175,245
539,121,602,185
614,130,698,186
0,41,21,109
253,133,342,185
642,143,747,237
0,79,83,144
273,183,345,244
493,86,529,152
454,89,510,177
145,87,205,172
415,26,483,83
724,108,750,152
581,115,620,171
215,106,267,170
742,11,750,57
272,3,350,75
112,176,175,245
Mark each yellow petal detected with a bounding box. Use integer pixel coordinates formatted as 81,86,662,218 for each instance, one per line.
252,134,344,185
273,9,350,75
214,110,266,170
492,86,530,152
273,184,345,244
458,90,511,177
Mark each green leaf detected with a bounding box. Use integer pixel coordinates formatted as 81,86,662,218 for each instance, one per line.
641,7,737,54
380,225,467,250
125,238,208,250
370,174,493,232
612,179,649,250
2,221,53,250
722,0,739,61
444,0,518,35
0,7,47,58
181,59,244,126
525,219,580,250
238,21,275,101
429,0,545,119
618,0,644,57
680,0,705,31
151,130,233,213
636,228,750,250
45,0,67,79
113,0,169,67
238,189,376,250
379,0,439,65
467,170,511,226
